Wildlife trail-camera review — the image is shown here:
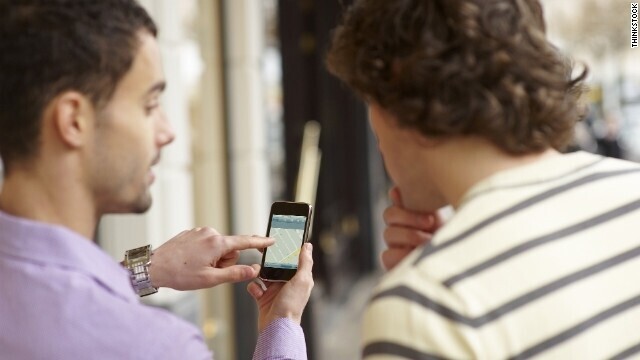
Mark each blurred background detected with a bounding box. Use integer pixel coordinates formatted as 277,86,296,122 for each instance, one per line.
0,0,637,359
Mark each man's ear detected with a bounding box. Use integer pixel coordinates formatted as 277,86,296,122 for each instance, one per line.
50,91,94,148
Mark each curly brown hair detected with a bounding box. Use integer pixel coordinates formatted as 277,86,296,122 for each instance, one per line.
326,0,587,154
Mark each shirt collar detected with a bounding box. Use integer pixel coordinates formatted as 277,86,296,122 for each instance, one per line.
459,151,603,207
0,210,138,302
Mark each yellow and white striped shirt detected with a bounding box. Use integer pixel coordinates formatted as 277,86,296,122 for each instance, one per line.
363,151,640,360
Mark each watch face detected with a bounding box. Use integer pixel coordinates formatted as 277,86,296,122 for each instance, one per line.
129,247,147,259
127,245,150,262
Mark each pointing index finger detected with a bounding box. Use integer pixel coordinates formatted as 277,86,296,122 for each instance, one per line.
223,235,275,251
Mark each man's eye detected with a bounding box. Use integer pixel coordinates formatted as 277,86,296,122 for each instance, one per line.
145,103,159,114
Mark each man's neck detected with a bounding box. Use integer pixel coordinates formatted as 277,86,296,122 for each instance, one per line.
0,166,98,240
426,137,559,209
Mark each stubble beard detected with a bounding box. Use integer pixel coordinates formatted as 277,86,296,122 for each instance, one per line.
131,188,153,214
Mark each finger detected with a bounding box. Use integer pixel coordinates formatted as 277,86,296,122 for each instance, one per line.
217,250,241,269
297,243,314,274
384,206,438,231
175,229,190,237
381,248,414,271
252,235,268,254
250,263,261,274
211,264,259,284
221,235,276,252
219,250,240,261
389,186,403,206
196,226,222,236
253,276,268,291
383,227,433,248
247,282,264,300
289,244,314,292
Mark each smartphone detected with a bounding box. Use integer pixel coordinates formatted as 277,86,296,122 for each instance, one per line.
259,201,313,282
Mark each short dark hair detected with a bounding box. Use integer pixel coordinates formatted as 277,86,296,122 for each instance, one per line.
326,0,587,155
0,0,157,172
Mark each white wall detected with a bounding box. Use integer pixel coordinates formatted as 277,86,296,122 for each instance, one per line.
224,0,272,238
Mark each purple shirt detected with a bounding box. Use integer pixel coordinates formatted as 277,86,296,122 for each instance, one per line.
0,210,306,359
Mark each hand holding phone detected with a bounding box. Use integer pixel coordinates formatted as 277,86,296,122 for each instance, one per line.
248,242,314,332
259,201,313,282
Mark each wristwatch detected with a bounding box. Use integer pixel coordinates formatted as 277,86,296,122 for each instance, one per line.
124,245,158,297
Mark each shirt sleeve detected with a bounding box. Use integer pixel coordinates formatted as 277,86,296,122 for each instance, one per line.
252,318,307,360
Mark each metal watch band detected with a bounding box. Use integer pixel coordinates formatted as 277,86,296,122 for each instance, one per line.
124,245,158,297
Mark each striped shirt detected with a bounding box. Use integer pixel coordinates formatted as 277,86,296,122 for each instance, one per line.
362,151,640,360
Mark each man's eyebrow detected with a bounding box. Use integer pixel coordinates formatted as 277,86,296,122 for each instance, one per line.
145,81,166,96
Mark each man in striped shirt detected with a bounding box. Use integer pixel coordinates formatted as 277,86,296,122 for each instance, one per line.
327,0,640,359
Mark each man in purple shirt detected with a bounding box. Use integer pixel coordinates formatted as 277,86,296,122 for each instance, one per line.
0,1,310,359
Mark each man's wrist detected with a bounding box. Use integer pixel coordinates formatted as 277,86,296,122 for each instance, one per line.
254,318,306,360
123,245,158,297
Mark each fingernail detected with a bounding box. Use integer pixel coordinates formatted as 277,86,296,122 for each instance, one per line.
254,278,267,291
306,243,313,252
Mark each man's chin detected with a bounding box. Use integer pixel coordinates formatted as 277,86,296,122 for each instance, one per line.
103,197,152,215
131,197,153,214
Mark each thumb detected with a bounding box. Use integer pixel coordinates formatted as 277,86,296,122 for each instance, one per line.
297,243,314,273
212,264,259,284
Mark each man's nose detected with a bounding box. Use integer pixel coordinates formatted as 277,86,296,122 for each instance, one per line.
156,110,175,147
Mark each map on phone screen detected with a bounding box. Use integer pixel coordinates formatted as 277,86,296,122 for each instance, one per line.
265,215,307,269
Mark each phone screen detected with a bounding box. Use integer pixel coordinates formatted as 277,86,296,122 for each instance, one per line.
264,214,308,270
